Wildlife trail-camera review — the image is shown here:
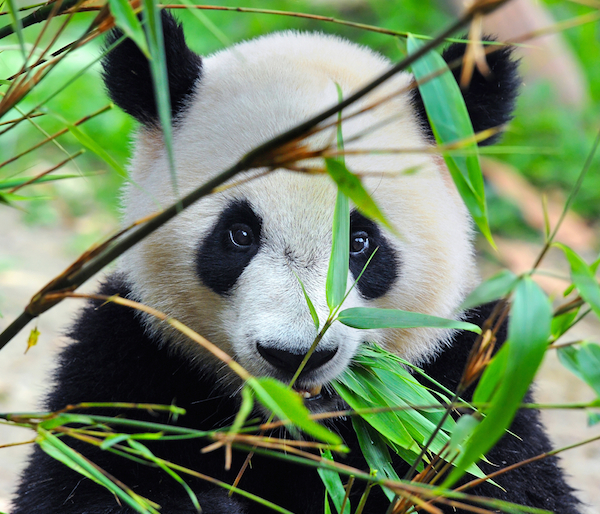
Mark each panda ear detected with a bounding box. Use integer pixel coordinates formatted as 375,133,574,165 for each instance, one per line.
101,10,202,126
412,38,520,146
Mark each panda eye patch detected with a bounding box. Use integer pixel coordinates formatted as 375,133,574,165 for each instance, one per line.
350,231,369,255
349,210,399,299
196,200,262,295
229,224,254,247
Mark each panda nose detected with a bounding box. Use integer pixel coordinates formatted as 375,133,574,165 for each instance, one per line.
256,343,337,375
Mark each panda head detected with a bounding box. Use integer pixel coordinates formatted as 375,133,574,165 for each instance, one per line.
103,12,518,404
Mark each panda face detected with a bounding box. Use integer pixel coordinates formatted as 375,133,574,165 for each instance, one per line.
104,14,517,403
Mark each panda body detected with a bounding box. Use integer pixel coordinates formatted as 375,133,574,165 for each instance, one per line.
12,13,580,514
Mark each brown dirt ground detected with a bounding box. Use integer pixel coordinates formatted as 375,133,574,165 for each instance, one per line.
0,207,599,513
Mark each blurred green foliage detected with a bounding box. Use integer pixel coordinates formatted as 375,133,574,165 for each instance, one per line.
0,0,598,240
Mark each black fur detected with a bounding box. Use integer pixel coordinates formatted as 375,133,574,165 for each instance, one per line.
350,210,399,299
411,39,520,145
12,275,581,513
196,200,263,296
102,11,202,125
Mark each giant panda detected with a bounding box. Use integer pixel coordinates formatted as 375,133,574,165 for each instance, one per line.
12,11,581,514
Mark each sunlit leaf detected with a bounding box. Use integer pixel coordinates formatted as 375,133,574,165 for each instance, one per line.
445,277,551,487
108,0,150,58
448,413,480,454
142,1,178,195
460,270,519,311
6,0,26,59
295,272,319,331
0,174,85,190
337,307,481,333
407,34,493,247
39,414,96,431
326,188,349,310
247,377,342,445
556,243,600,321
558,342,600,398
324,158,394,233
551,309,579,340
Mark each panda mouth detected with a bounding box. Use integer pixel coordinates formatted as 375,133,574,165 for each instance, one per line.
293,384,323,400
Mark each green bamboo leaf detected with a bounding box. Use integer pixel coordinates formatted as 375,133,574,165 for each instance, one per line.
472,345,508,405
229,385,254,435
352,417,399,501
556,346,582,381
318,449,351,514
551,309,579,340
128,439,201,512
108,0,150,58
588,411,600,426
407,34,493,247
179,0,232,48
558,342,600,398
324,491,332,514
576,343,600,397
335,373,416,450
460,270,519,311
448,414,480,454
142,1,178,195
337,307,481,334
555,243,600,320
324,158,394,233
39,414,95,430
295,272,319,331
445,277,551,487
6,0,26,59
326,188,349,310
37,429,158,514
0,173,86,189
247,377,342,445
65,122,127,177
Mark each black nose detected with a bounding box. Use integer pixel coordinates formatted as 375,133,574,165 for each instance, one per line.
256,343,337,375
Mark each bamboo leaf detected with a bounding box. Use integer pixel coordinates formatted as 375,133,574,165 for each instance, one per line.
337,307,481,333
295,272,320,331
326,188,349,310
556,243,600,321
445,277,551,487
324,158,394,233
448,414,480,454
0,173,86,189
318,449,351,514
558,342,600,398
247,377,342,445
6,0,26,60
352,417,398,501
108,0,150,58
142,2,178,195
407,34,493,247
37,429,158,514
460,270,519,311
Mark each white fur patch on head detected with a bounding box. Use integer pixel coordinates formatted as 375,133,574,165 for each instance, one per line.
119,31,478,389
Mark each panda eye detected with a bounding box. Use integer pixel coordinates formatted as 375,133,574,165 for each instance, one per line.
350,231,369,255
229,224,254,247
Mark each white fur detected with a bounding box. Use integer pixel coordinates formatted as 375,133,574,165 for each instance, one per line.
119,31,478,388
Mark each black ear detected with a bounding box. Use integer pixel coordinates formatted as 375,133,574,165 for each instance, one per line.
411,38,520,146
102,10,202,126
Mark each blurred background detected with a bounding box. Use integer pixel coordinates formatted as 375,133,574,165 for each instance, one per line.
0,0,599,512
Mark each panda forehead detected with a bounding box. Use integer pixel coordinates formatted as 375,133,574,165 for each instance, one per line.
226,172,337,244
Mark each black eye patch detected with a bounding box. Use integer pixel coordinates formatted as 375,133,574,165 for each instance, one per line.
196,200,262,296
349,210,399,299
